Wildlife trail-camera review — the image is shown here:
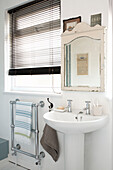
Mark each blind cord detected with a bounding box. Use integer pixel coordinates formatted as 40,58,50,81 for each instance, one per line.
52,74,61,94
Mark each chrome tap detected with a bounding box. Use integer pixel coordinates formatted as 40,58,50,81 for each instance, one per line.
84,101,91,115
66,100,72,112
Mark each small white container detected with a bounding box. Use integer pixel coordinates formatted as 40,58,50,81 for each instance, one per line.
93,105,103,116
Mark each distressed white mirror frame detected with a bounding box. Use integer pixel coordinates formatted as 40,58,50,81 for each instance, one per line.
61,22,106,92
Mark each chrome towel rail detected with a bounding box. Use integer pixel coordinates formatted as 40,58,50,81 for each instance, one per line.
10,99,45,165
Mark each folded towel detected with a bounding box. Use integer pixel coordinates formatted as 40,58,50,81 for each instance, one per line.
40,124,59,162
15,101,33,138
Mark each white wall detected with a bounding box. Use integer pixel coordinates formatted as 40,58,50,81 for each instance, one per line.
0,0,112,170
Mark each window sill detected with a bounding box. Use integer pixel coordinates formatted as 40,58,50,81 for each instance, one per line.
4,90,62,97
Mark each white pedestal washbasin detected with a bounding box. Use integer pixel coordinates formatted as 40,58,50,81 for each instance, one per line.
43,111,108,170
43,111,108,134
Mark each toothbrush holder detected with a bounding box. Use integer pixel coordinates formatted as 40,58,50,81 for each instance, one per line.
93,105,103,116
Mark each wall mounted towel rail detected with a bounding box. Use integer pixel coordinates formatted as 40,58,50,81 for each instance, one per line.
10,99,45,165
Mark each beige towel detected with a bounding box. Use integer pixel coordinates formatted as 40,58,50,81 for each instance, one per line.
40,124,59,162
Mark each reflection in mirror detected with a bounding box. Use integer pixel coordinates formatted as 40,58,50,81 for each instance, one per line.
65,36,101,88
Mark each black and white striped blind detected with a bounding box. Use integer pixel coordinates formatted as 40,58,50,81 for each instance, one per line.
8,0,61,75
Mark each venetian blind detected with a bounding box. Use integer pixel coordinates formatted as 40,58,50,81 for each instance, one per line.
8,0,61,75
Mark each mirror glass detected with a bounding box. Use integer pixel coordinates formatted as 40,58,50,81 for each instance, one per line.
64,36,101,88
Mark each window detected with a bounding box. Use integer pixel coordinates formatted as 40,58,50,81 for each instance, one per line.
11,74,61,93
7,0,61,93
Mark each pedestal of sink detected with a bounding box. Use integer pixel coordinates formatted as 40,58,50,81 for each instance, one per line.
65,134,84,170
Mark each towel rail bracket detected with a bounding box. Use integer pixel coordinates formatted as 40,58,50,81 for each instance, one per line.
36,152,45,165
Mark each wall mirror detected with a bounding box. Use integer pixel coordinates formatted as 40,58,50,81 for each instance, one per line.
61,22,106,92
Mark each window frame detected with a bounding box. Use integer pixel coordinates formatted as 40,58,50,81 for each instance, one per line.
5,0,61,94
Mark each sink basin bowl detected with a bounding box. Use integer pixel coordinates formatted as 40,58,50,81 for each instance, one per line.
43,111,108,134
